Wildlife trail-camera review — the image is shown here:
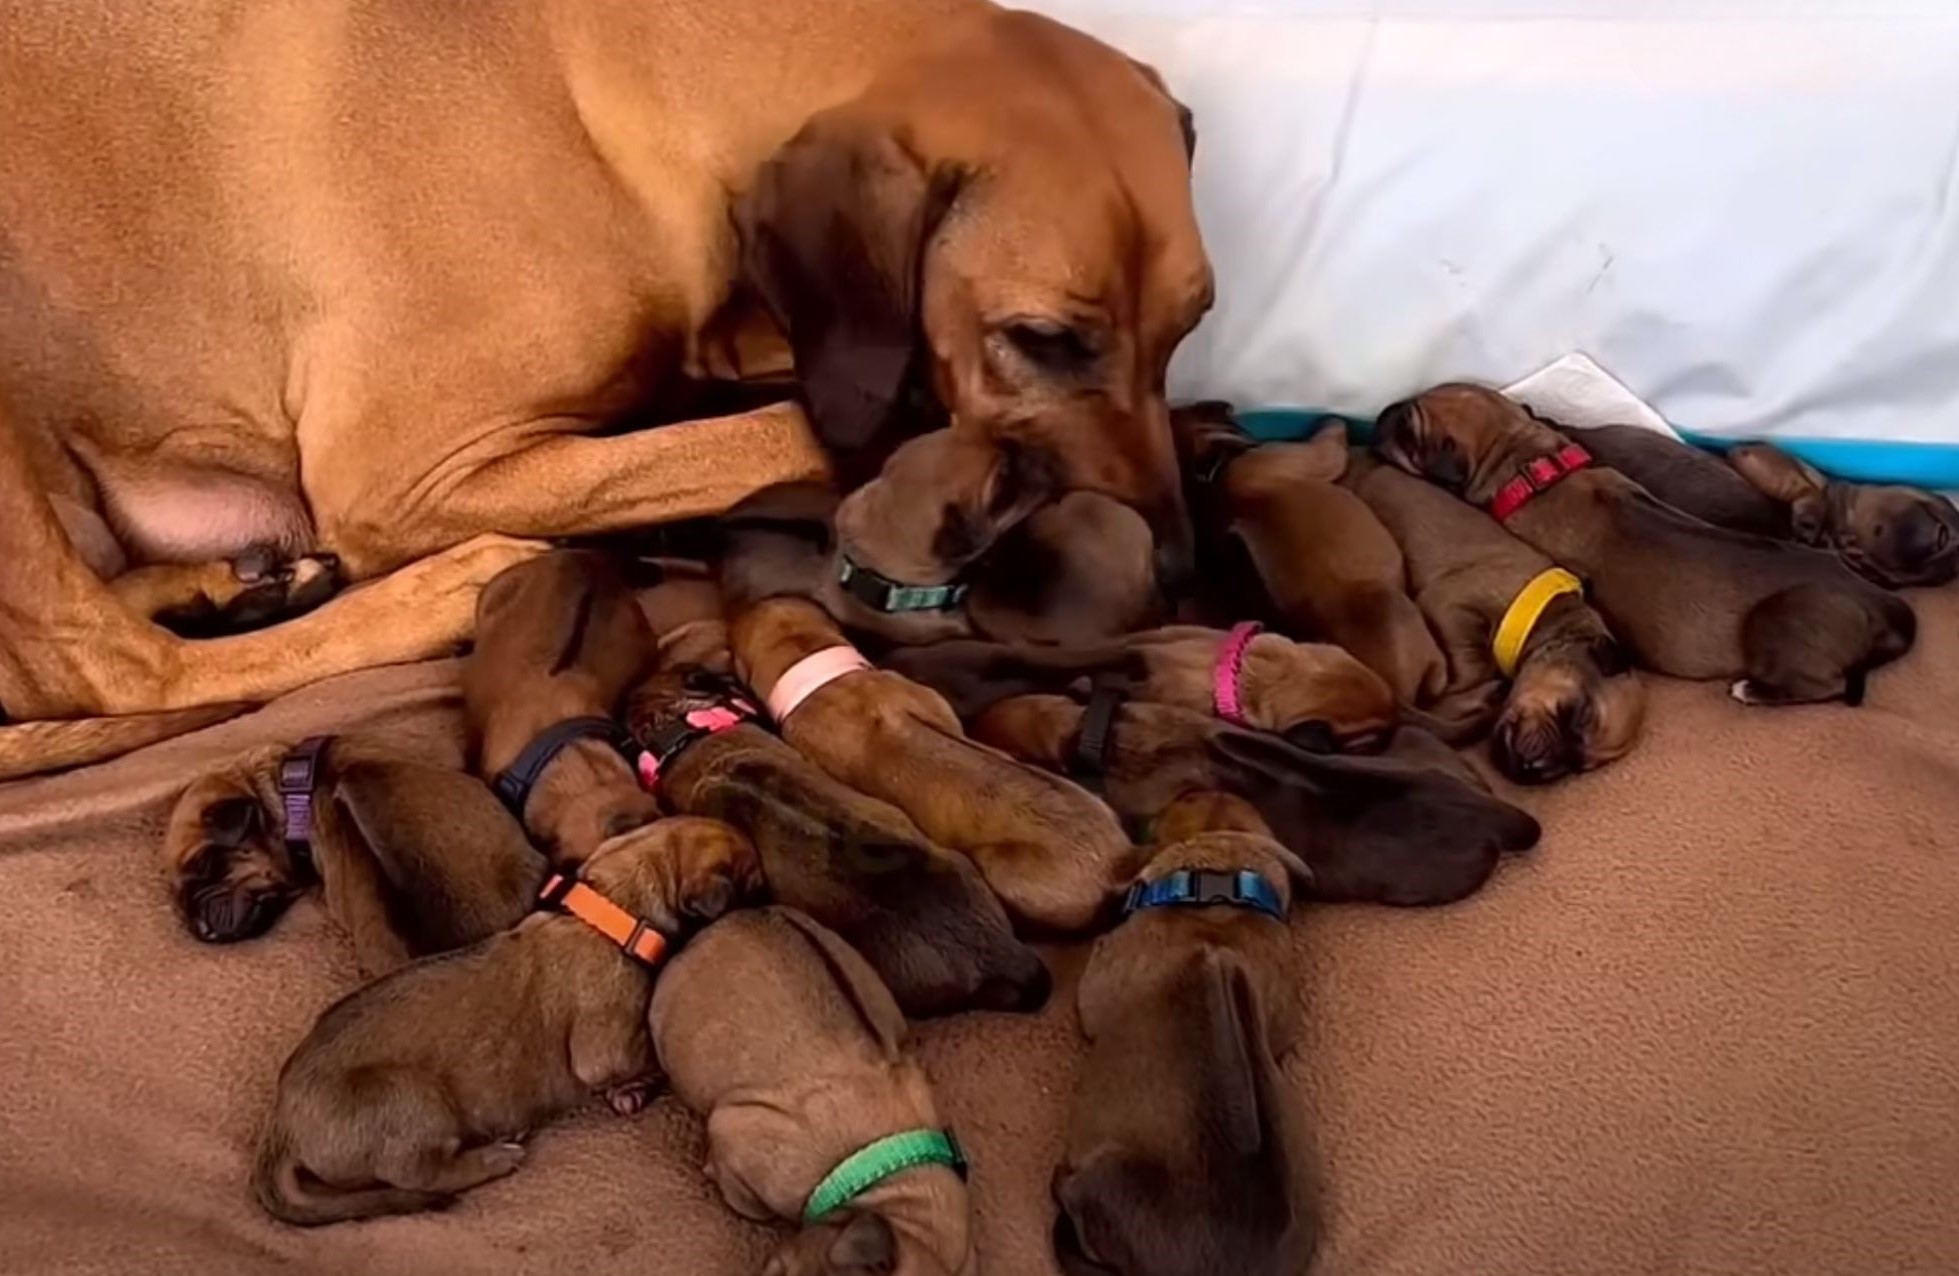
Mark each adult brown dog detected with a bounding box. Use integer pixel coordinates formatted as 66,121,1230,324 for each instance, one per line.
731,596,1136,933
1348,456,1646,783
1054,792,1317,1276
651,907,976,1276
164,737,545,971
0,0,1207,771
254,816,760,1225
1570,426,1959,589
1377,384,1917,705
973,693,1539,906
463,551,660,864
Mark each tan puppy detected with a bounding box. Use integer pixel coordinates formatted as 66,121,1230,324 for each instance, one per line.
1570,426,1959,589
731,596,1135,933
1054,792,1316,1276
973,694,1538,906
463,551,660,865
164,737,544,972
1173,406,1448,706
1,2,1207,773
1377,384,1917,705
254,816,760,1226
652,907,975,1276
887,625,1397,752
1348,456,1647,784
626,663,1050,1016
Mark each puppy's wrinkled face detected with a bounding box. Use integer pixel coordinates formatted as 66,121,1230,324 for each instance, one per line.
169,793,307,945
1832,487,1959,588
587,816,764,937
766,1210,959,1276
835,428,1059,584
1375,384,1553,493
1493,641,1646,785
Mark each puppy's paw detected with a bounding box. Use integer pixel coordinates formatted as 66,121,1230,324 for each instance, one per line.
604,1080,653,1117
223,551,343,629
481,1142,528,1177
1731,679,1762,705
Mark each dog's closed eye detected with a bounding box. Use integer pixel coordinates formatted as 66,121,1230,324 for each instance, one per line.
1000,318,1101,374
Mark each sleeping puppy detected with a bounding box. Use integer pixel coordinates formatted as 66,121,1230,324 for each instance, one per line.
163,735,544,972
465,551,661,864
1348,455,1646,783
1377,384,1917,705
1570,425,1959,588
1054,791,1317,1276
885,625,1397,752
1173,405,1449,707
722,468,1157,650
652,907,975,1276
973,693,1539,906
625,662,1050,1016
728,595,1136,933
254,816,761,1226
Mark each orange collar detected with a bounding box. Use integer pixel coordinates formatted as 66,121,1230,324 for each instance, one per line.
536,872,669,967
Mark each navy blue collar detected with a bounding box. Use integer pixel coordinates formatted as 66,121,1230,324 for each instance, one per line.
837,552,968,614
1124,869,1286,922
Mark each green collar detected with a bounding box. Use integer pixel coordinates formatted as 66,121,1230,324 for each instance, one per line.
802,1129,968,1223
837,553,969,614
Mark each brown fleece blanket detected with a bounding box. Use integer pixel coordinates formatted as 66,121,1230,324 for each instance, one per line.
4,590,1958,1276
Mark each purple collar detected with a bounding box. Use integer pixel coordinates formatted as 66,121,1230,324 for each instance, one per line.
277,737,332,869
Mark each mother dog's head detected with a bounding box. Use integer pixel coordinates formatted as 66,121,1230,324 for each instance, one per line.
736,11,1210,584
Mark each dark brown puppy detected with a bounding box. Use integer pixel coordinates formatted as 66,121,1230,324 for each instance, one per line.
254,816,761,1226
1377,384,1917,705
163,736,544,971
1054,791,1317,1276
626,662,1049,1016
464,551,660,864
961,491,1164,645
886,625,1397,752
973,693,1538,906
1173,405,1448,705
652,907,976,1276
730,596,1136,933
1349,456,1647,784
1570,425,1959,588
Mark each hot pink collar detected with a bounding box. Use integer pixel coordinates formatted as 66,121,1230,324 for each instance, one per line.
766,645,873,723
1213,622,1262,726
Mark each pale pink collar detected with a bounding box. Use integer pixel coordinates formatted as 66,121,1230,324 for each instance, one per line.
766,645,873,723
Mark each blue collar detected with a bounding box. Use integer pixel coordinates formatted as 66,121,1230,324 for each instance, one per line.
837,552,968,614
1123,869,1286,922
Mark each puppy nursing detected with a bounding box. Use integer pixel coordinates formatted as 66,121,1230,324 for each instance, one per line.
1377,384,1917,705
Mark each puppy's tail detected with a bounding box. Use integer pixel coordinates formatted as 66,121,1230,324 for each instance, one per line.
0,703,250,781
252,1126,450,1226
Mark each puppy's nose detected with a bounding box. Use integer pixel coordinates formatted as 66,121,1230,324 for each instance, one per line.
983,955,1052,1013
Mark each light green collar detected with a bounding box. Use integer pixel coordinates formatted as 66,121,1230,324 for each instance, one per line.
802,1129,968,1224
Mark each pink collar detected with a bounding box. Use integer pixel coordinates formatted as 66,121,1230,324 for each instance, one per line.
766,645,873,723
1213,622,1263,725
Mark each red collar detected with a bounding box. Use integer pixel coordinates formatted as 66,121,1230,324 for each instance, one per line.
1488,443,1593,521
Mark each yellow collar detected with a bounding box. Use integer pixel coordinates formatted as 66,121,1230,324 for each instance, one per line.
1492,568,1585,678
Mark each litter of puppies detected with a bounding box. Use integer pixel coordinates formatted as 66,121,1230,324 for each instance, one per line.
162,387,1943,1274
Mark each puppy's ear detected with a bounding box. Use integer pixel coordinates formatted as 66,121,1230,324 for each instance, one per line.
737,109,966,465
826,1211,897,1274
774,909,910,1063
1272,844,1316,892
1298,419,1352,480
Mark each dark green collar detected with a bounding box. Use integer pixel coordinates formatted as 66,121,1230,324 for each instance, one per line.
837,553,969,614
803,1129,968,1223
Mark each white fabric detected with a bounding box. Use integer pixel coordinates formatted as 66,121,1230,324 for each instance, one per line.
1504,353,1677,439
1024,0,1959,447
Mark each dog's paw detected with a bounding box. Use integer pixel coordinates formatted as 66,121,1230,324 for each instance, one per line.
223,551,343,628
481,1142,528,1177
604,1080,653,1117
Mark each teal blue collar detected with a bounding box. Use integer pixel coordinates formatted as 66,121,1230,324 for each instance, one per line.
803,1129,968,1223
837,553,968,614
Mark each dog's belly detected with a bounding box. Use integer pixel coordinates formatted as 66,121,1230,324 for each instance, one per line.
96,467,315,565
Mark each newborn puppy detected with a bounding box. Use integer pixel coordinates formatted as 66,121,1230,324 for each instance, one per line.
1377,385,1917,704
626,663,1050,1016
1570,425,1959,588
887,624,1397,753
1054,792,1317,1276
465,551,661,864
1174,406,1448,706
730,595,1135,933
164,735,544,971
973,694,1538,907
652,907,975,1276
254,816,760,1225
961,491,1163,645
1349,455,1647,783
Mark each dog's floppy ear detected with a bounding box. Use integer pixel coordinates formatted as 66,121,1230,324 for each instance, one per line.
1128,57,1196,159
773,907,911,1063
737,110,966,463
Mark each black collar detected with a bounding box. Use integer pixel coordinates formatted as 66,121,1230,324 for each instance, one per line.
837,552,968,614
494,716,631,817
1069,682,1126,789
